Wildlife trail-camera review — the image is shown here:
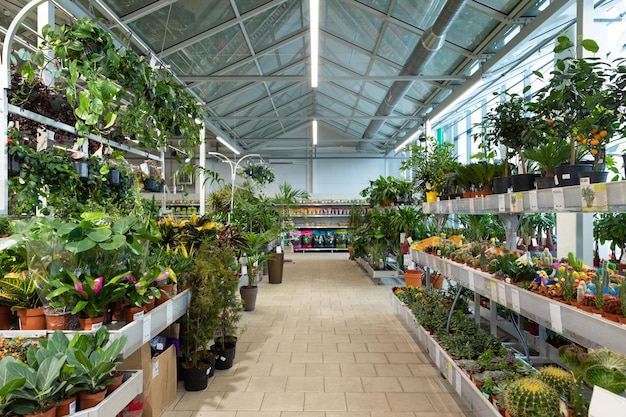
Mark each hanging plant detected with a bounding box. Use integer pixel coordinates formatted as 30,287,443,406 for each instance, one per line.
243,163,275,185
15,17,203,154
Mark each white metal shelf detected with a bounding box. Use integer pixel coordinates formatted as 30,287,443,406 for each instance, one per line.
423,181,626,214
292,214,350,218
390,293,501,417
72,370,143,417
294,247,348,252
413,250,626,356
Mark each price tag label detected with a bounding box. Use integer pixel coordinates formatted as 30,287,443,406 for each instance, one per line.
166,302,173,325
509,192,524,213
469,198,475,214
456,370,463,394
447,361,453,381
552,188,565,211
511,288,521,313
143,314,152,344
498,194,507,213
529,190,539,211
468,270,475,291
91,321,103,331
490,281,498,301
549,303,563,334
497,282,507,306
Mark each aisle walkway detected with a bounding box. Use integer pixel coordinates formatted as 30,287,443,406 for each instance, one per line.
163,253,473,417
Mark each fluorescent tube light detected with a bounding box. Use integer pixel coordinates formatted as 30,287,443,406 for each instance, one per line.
394,130,421,153
312,120,318,145
310,0,319,88
216,136,241,155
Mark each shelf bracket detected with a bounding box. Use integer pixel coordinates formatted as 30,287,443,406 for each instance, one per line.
498,213,522,251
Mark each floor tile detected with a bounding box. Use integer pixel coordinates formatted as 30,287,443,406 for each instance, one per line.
340,363,377,377
323,352,356,363
386,393,437,412
354,352,389,364
305,363,341,377
217,392,264,410
207,376,251,392
304,392,347,411
174,391,225,410
290,352,323,364
269,364,306,377
285,376,324,392
345,392,391,411
324,377,363,393
361,376,403,392
259,392,305,411
246,376,287,392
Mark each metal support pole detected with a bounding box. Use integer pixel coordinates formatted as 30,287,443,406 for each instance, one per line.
199,123,206,216
1,0,48,215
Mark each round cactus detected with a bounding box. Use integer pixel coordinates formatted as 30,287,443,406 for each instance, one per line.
535,366,576,402
504,378,560,417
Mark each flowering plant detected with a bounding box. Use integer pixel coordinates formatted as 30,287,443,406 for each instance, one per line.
45,270,128,318
123,268,174,307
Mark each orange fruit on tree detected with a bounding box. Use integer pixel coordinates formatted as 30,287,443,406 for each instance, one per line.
591,128,598,134
591,139,599,146
599,130,608,137
547,119,554,125
591,149,598,155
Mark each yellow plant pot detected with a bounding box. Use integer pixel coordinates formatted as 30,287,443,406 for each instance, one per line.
425,192,438,203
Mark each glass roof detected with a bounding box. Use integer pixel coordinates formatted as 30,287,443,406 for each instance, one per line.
0,0,602,158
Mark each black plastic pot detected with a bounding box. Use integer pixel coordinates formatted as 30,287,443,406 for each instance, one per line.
181,364,211,391
578,170,608,184
554,164,592,187
211,342,237,370
268,252,284,284
535,176,555,190
73,161,89,180
511,173,539,192
492,176,511,194
200,352,217,378
240,286,258,311
9,154,21,177
143,177,157,192
107,169,120,185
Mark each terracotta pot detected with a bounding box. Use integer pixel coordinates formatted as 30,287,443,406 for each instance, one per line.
123,305,144,323
143,295,156,313
17,307,46,330
24,406,57,417
403,269,423,287
155,283,176,306
106,371,124,394
56,396,77,417
0,304,12,330
78,390,106,410
430,273,444,289
78,315,105,331
45,311,70,330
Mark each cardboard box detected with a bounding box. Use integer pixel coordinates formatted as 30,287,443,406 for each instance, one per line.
119,343,177,417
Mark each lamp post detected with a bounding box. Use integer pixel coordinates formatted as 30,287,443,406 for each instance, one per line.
208,151,261,224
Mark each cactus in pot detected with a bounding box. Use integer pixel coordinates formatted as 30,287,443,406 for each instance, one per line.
504,378,559,417
620,282,626,318
535,366,576,403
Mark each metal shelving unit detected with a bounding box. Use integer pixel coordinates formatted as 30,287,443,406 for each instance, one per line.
390,292,501,417
72,370,143,417
412,250,626,356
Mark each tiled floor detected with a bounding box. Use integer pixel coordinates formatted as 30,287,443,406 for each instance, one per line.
163,253,474,417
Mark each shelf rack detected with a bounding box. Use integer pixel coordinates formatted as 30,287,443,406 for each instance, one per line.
412,250,626,356
389,292,501,417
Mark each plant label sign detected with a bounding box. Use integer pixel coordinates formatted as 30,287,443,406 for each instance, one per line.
528,189,539,211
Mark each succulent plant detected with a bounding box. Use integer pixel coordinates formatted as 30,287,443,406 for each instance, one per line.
535,366,576,401
603,295,622,314
539,248,553,266
619,282,626,316
504,378,560,417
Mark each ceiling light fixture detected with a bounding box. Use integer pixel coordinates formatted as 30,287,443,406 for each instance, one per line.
312,120,318,146
216,136,241,155
310,0,319,88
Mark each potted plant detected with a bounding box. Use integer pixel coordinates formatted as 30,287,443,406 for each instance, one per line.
533,36,612,186
477,90,539,192
64,327,127,410
594,213,626,264
239,230,274,311
400,137,459,201
5,353,67,417
504,377,559,417
522,135,570,189
179,235,222,391
207,240,243,370
0,271,43,330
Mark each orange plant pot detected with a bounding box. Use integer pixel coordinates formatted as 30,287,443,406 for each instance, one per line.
17,307,45,330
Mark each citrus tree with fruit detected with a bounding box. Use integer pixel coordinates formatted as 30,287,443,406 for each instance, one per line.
533,36,613,167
